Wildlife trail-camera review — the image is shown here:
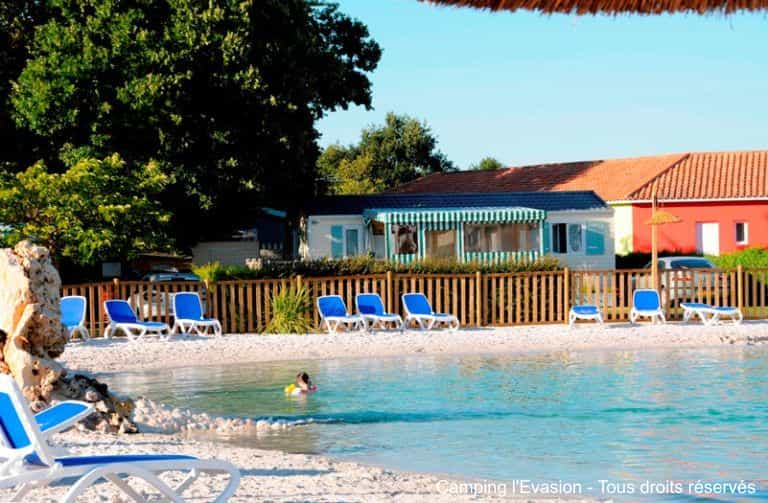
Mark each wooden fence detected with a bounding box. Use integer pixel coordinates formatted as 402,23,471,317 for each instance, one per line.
62,266,768,335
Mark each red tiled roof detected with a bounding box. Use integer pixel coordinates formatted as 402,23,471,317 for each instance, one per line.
395,151,768,202
629,151,768,200
396,154,684,201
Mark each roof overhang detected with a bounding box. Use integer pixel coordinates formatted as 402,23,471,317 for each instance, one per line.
610,197,768,204
363,206,546,225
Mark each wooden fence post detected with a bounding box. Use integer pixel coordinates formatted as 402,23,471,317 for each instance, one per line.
386,270,393,313
296,274,303,292
563,268,570,324
737,265,744,311
204,279,210,316
475,271,482,326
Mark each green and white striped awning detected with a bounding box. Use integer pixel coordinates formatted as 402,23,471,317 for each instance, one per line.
363,207,545,225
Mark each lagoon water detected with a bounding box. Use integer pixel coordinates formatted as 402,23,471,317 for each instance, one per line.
105,348,768,499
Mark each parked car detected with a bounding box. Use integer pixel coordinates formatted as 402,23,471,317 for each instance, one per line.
131,272,204,319
633,256,727,303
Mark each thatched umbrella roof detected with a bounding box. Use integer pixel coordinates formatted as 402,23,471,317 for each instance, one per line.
420,0,766,15
645,210,681,226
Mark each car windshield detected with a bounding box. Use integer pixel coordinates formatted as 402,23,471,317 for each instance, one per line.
669,259,712,270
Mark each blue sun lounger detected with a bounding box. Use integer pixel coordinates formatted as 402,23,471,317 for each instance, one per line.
104,299,172,341
681,302,743,325
173,292,222,336
568,304,604,327
402,293,459,331
630,289,666,324
0,374,240,502
60,296,89,341
317,295,365,334
355,293,404,332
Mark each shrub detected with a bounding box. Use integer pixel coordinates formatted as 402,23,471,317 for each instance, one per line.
710,247,768,269
193,255,562,281
264,287,312,334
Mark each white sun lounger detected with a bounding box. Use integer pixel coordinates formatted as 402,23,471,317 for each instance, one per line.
402,293,459,331
104,299,172,341
355,293,404,332
173,292,222,336
568,305,604,327
0,374,240,502
317,295,365,334
60,296,90,342
681,302,743,325
630,289,666,324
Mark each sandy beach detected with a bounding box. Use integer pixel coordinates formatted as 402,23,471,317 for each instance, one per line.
9,321,767,502
61,321,767,374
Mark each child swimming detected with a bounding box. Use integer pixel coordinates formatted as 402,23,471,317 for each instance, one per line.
284,372,317,395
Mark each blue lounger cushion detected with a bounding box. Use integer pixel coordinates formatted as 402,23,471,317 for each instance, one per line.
135,321,170,329
318,297,348,317
26,453,197,467
35,402,91,433
682,303,739,313
572,305,600,315
61,297,86,328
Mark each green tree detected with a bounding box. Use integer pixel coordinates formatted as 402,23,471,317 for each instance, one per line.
9,0,381,247
0,154,172,265
319,112,454,194
0,1,49,170
470,157,504,171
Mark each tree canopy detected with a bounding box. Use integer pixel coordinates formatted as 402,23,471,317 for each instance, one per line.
0,155,172,266
3,0,381,253
470,157,504,171
319,112,454,195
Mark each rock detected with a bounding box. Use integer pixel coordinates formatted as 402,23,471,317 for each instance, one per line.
0,241,138,434
0,241,67,403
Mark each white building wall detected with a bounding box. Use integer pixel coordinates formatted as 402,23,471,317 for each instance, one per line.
546,209,616,270
192,241,261,267
612,203,634,255
304,215,368,259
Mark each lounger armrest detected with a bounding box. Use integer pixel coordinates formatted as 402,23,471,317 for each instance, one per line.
36,401,94,436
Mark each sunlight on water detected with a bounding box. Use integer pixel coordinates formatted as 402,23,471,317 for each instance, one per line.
103,347,768,497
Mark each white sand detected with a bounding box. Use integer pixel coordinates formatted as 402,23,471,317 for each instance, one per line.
11,322,765,502
61,321,767,374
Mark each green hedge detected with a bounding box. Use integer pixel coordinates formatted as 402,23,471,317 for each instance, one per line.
616,247,768,270
193,256,562,282
710,247,768,269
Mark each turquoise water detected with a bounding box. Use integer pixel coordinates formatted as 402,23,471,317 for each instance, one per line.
104,348,768,500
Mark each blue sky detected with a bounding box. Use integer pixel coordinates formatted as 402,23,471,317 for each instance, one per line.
316,0,768,169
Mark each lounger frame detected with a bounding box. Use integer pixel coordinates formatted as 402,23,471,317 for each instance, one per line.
0,375,240,503
681,302,743,326
401,293,459,331
355,294,404,332
568,305,604,328
60,296,90,342
629,289,666,324
317,295,365,334
172,292,223,336
103,300,172,341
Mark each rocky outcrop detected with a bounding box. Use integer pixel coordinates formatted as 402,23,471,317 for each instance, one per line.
56,373,138,433
0,240,137,433
0,241,67,407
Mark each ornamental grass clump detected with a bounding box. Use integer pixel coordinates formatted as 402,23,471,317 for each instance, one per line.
264,287,312,334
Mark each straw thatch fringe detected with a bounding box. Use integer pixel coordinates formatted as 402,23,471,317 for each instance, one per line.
421,0,767,15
